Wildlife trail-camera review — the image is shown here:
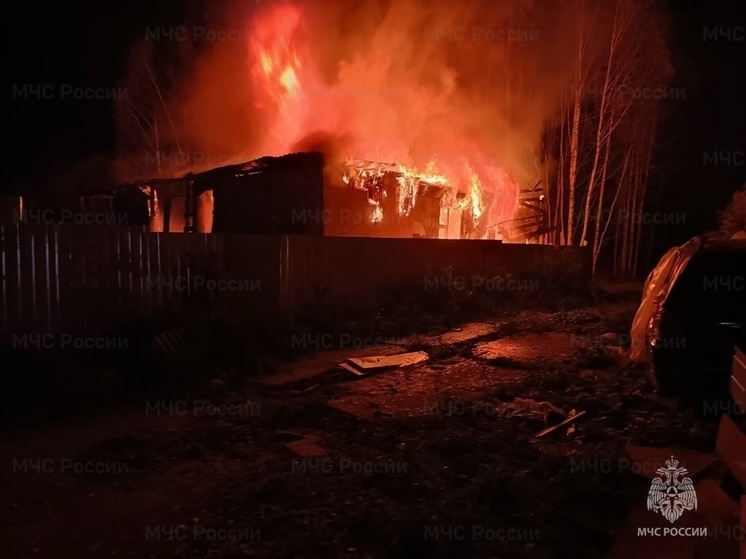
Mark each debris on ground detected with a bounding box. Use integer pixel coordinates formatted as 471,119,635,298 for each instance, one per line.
13,296,729,559
340,351,429,376
535,409,587,438
601,332,620,345
284,434,326,457
498,397,565,421
259,346,405,385
289,384,320,394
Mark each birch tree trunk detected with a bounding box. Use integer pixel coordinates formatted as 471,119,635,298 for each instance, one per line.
591,132,613,270
632,120,657,277
566,0,586,245
580,0,630,247
557,99,567,244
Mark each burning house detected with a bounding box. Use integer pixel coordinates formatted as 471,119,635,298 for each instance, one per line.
192,151,515,239
79,179,192,231
187,151,473,238
76,147,553,241
85,1,566,241
84,150,506,239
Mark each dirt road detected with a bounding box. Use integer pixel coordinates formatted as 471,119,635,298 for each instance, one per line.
0,299,719,558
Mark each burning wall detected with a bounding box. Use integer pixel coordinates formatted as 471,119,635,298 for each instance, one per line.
190,151,447,238
329,160,447,238
193,152,325,235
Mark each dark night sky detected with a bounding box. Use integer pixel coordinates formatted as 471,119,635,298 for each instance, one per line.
2,0,185,187
1,0,744,237
659,0,745,234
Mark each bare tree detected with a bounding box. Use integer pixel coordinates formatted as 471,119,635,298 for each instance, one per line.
579,0,636,247
548,0,671,278
565,0,588,246
114,41,188,181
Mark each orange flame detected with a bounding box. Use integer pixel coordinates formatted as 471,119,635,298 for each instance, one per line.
247,3,520,238
249,5,303,109
464,160,485,223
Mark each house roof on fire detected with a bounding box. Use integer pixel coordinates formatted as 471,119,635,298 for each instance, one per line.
190,151,322,180
86,151,454,200
188,151,324,196
80,152,324,199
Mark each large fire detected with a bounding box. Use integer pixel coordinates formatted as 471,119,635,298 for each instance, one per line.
249,6,303,110
246,3,520,238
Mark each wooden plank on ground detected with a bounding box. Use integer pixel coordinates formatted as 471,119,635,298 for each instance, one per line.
347,351,429,371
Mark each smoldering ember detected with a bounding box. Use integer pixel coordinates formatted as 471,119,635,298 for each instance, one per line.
1,0,745,557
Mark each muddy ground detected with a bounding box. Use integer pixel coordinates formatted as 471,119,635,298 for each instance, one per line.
0,288,723,558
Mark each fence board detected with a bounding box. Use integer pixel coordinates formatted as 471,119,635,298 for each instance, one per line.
34,227,51,333
83,227,99,329
19,225,36,331
138,229,147,316
122,228,134,318
72,227,88,329
148,233,162,312
48,227,60,333
0,226,13,332
0,224,590,341
163,233,177,310
55,227,70,334
103,227,119,322
132,229,145,317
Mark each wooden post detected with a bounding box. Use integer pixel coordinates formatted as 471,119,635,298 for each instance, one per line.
184,181,195,233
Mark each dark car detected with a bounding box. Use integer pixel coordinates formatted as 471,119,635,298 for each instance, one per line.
646,242,746,396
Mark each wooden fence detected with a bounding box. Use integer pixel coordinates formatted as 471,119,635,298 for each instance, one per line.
0,224,590,341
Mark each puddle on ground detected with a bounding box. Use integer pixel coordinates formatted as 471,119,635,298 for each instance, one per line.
328,357,526,419
474,332,584,366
